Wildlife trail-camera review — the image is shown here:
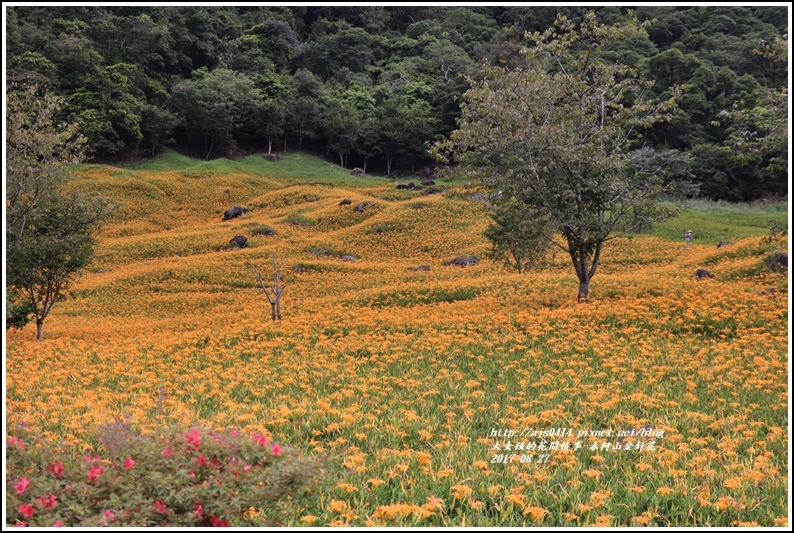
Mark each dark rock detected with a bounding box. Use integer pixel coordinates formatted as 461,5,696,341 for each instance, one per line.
230,235,248,249
766,252,787,271
413,265,431,271
339,198,352,206
717,241,729,248
340,255,358,262
351,168,365,177
266,153,280,161
354,203,366,213
406,182,416,189
446,256,479,267
396,184,407,190
223,205,246,221
422,186,442,196
694,268,713,280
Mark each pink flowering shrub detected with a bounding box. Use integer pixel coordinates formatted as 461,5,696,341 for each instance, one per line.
5,422,324,527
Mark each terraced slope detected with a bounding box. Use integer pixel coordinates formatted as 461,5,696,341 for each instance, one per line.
6,152,789,526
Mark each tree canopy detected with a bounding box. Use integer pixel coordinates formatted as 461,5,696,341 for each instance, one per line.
6,5,788,198
432,13,680,302
6,86,111,339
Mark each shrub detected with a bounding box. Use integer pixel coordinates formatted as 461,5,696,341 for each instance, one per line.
367,223,397,235
285,214,314,227
5,422,324,527
251,225,276,236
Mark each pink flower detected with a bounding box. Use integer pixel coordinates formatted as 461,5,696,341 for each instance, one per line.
103,510,115,521
152,500,168,514
162,446,173,458
195,454,209,467
193,502,204,519
188,470,196,478
53,521,64,527
7,436,25,450
209,515,231,527
14,477,30,495
35,494,58,509
18,503,35,518
186,428,201,450
88,464,105,481
83,453,102,462
252,433,269,446
47,462,65,478
271,443,283,457
14,522,27,527
124,458,135,469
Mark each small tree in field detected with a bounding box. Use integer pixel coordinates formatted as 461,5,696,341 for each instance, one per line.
432,12,679,302
484,199,553,274
6,86,111,339
254,253,285,321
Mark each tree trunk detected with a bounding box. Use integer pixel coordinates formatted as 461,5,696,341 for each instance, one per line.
36,319,44,340
577,280,590,303
267,139,273,155
386,152,393,176
283,137,287,153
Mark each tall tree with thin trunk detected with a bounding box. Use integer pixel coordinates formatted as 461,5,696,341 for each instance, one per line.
432,12,679,302
6,86,111,338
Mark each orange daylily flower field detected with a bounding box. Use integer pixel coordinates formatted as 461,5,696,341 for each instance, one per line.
5,153,789,526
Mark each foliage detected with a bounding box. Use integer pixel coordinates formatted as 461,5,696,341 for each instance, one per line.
484,199,552,273
762,218,788,244
5,292,36,331
720,36,788,185
170,68,264,159
433,13,678,301
5,86,111,339
6,5,785,194
5,423,324,527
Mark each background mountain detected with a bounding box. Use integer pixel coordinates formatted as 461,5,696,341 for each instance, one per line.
6,5,789,200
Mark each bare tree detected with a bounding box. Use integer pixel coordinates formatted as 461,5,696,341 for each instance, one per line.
253,253,284,321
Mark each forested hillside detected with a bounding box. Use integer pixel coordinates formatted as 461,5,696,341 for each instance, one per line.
6,5,788,200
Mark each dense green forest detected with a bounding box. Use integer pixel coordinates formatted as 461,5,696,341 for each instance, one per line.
5,5,789,200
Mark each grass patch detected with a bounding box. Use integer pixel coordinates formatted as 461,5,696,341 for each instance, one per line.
249,224,276,236
651,200,788,243
284,213,315,227
352,287,480,308
367,222,399,235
